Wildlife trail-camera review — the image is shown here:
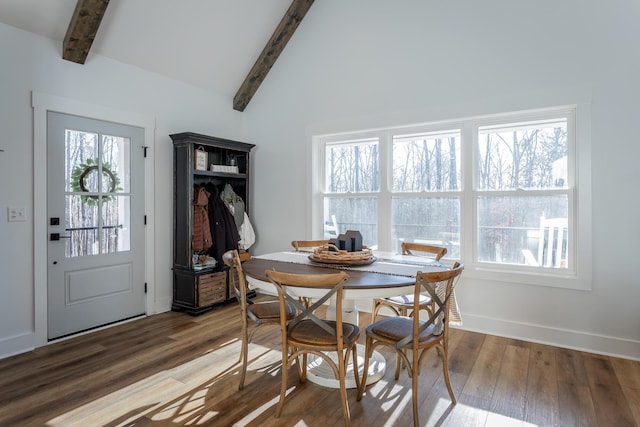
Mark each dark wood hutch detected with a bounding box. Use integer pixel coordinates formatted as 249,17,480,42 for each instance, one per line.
171,132,255,315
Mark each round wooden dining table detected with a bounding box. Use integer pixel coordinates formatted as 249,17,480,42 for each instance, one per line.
242,255,416,298
241,252,443,389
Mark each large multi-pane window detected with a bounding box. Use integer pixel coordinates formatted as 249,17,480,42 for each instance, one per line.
315,106,583,285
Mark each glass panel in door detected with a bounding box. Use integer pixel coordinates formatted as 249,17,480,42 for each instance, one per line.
64,130,131,257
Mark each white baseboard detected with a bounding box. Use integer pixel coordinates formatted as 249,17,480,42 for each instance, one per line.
457,313,640,361
0,332,35,359
351,297,640,361
1,297,174,360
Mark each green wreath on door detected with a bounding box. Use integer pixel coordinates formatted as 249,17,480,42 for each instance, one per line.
70,158,121,206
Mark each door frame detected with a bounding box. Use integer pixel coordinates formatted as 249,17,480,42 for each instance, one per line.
32,91,156,347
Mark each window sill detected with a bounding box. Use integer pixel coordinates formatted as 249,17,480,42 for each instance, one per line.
464,262,592,291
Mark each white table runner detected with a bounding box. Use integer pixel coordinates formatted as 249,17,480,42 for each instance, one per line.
254,251,462,326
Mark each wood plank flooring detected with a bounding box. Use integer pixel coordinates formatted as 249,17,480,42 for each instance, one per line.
1,295,638,426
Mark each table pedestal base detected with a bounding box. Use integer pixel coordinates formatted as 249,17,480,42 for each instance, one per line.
305,347,386,389
315,298,385,388
325,298,359,325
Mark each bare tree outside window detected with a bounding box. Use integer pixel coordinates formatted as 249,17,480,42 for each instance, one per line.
319,109,574,271
478,120,567,190
325,139,378,193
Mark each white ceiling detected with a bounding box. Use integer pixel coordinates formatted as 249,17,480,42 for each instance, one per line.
0,0,295,99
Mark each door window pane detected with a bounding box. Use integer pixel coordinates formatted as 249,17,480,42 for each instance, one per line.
65,195,99,257
66,131,98,193
102,196,131,253
102,134,130,193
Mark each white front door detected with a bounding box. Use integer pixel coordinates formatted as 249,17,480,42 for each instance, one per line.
46,112,146,340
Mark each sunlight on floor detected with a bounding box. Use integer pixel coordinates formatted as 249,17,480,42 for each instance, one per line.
373,392,540,427
43,336,543,426
44,340,282,426
485,412,538,427
382,390,413,425
231,390,287,426
152,387,213,424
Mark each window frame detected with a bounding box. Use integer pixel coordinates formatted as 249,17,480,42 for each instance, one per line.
312,105,592,290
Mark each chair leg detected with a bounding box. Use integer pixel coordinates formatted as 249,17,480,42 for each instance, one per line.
357,338,372,401
276,350,289,418
371,300,379,322
350,345,361,392
441,346,457,404
238,327,249,390
294,349,304,378
411,364,420,427
300,352,308,382
337,350,352,427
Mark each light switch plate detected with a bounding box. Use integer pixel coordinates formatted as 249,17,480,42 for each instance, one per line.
8,207,26,222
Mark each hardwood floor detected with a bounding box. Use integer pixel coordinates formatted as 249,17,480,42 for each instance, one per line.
1,295,638,427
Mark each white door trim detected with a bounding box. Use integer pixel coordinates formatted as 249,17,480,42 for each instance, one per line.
32,91,156,348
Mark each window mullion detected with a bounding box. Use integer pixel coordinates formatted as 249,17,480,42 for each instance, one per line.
377,132,392,250
462,122,476,265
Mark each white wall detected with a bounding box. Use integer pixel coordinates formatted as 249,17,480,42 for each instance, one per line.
244,0,640,359
0,23,246,357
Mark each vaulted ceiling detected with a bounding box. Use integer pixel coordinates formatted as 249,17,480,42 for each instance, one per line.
0,0,314,111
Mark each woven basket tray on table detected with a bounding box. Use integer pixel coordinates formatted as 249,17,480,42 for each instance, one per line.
308,245,377,266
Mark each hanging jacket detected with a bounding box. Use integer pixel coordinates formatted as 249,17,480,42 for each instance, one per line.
222,183,245,229
192,185,213,252
238,211,256,250
224,202,254,250
204,183,240,267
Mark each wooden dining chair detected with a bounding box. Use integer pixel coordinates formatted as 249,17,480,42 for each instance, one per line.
222,250,295,390
371,242,447,322
291,239,330,252
265,269,360,426
291,240,331,307
358,262,464,427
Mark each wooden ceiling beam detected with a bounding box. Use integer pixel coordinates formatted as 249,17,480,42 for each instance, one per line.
63,0,110,64
233,0,314,112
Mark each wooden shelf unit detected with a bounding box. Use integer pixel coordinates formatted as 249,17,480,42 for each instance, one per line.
170,132,255,315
